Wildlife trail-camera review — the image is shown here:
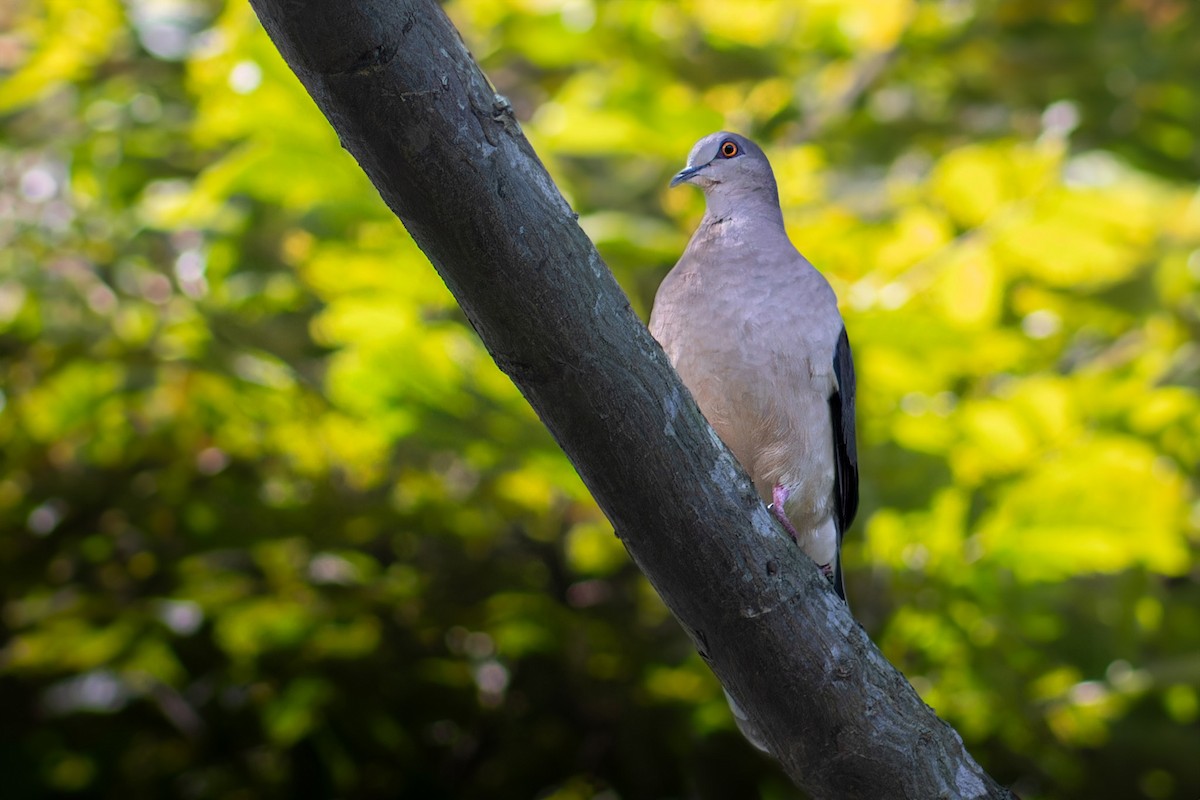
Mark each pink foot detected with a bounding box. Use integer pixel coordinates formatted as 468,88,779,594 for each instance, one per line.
769,483,801,543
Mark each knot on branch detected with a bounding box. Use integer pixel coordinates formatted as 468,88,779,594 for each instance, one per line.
491,93,522,135
338,40,398,76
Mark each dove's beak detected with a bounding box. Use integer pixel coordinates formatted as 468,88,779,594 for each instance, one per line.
670,163,707,188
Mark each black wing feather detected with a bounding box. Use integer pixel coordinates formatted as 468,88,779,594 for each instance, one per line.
828,326,859,600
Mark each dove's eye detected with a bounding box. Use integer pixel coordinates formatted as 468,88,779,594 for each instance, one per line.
720,141,739,158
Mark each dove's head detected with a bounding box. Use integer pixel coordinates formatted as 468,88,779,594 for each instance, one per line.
670,132,781,219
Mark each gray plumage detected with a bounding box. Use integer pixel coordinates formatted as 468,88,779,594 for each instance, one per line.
650,130,859,752
652,131,858,601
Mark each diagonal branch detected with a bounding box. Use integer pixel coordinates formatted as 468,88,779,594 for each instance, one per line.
248,1,1016,797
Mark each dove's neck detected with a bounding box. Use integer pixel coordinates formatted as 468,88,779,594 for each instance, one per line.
700,183,787,239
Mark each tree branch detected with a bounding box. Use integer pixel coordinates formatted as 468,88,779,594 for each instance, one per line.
248,1,1015,797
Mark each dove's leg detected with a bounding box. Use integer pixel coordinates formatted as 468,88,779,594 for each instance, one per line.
771,483,836,582
769,483,801,543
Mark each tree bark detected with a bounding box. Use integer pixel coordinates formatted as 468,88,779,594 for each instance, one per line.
248,1,1016,797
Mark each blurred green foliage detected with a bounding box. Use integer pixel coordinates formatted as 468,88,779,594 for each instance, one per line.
1,0,1198,798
